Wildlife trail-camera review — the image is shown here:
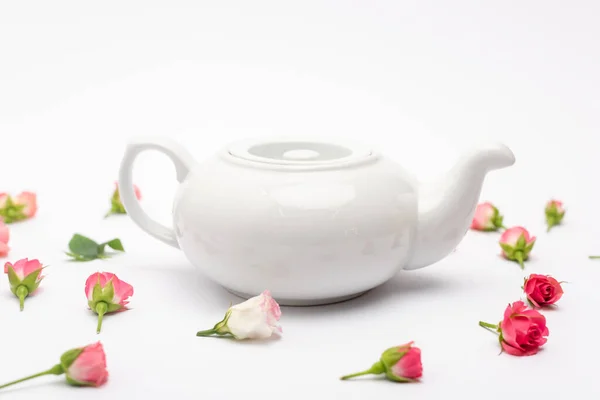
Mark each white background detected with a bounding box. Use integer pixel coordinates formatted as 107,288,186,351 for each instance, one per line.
0,1,598,399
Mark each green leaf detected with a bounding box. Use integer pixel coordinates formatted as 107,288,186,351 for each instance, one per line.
106,238,124,252
98,238,124,254
65,252,95,262
68,234,99,258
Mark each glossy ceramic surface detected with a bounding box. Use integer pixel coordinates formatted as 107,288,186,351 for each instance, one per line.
118,137,515,305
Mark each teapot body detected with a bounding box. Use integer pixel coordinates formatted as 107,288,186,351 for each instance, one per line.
171,142,418,305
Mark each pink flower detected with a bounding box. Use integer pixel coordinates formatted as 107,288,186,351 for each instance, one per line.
523,274,564,308
0,341,109,390
4,258,44,311
0,191,37,223
341,341,423,382
545,199,565,232
0,221,9,257
14,191,37,218
65,342,109,387
388,342,423,381
105,182,141,218
470,202,505,231
500,301,549,356
499,226,536,269
85,272,134,333
196,290,282,340
479,301,549,356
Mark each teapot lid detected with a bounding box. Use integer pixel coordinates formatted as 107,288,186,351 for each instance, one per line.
222,137,377,171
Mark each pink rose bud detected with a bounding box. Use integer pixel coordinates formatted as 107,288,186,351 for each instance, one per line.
196,290,282,340
340,341,423,382
14,191,37,218
479,300,549,356
523,274,564,308
0,191,37,223
4,258,45,311
85,272,134,333
545,200,565,232
0,341,108,390
104,181,141,218
0,193,8,209
0,220,9,257
498,226,536,269
470,202,506,231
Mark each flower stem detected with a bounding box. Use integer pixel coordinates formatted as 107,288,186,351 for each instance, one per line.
479,321,499,334
95,302,108,334
196,329,218,337
515,252,524,269
589,256,600,259
0,364,63,390
340,361,385,381
16,285,28,311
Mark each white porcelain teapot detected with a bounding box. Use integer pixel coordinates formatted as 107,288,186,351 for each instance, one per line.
118,137,515,306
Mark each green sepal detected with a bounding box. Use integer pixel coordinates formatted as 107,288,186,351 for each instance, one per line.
384,371,416,383
106,302,123,313
20,268,43,293
196,309,234,337
492,214,504,230
6,266,21,291
60,348,84,370
95,280,115,304
524,240,535,254
214,309,233,334
516,235,526,249
65,375,96,387
93,279,103,299
499,243,514,256
68,234,99,258
497,332,505,353
110,193,126,214
380,347,407,369
0,196,27,224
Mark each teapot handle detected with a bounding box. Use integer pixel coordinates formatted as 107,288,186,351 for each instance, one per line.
118,137,195,249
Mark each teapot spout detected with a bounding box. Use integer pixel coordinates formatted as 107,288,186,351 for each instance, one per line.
405,142,515,270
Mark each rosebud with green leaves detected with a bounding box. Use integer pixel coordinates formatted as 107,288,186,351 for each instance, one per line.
499,226,536,269
85,272,134,333
545,200,565,232
105,181,141,218
3,258,45,311
0,342,108,390
470,202,506,231
340,341,423,382
0,192,37,223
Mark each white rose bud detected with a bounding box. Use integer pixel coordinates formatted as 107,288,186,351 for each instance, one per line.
196,290,282,340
